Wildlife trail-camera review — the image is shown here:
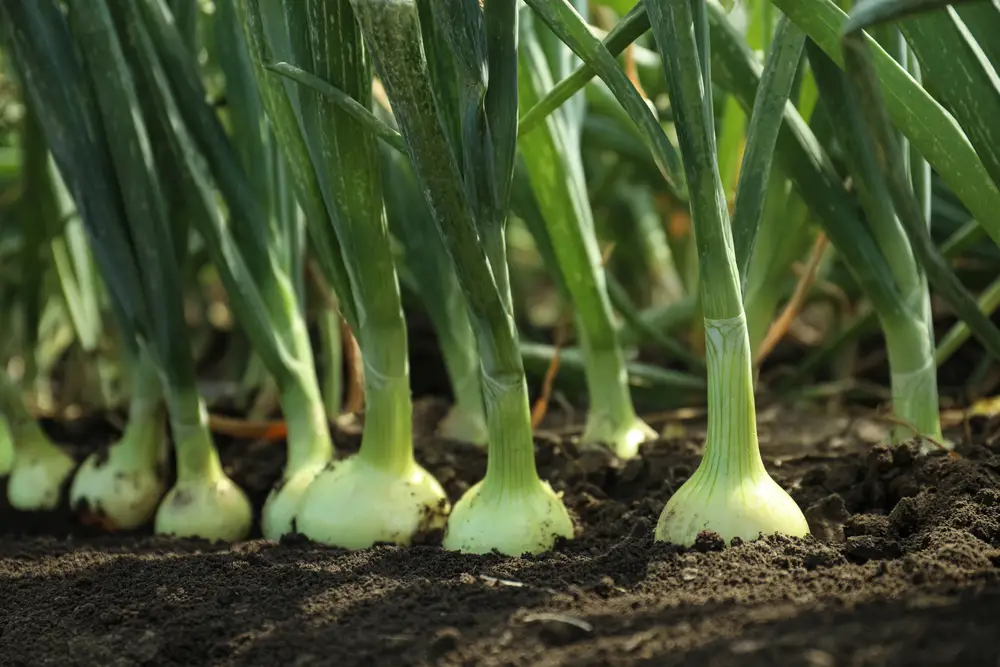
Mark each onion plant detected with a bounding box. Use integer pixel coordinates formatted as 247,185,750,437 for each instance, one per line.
807,45,941,443
2,0,253,540
833,3,1000,426
525,1,1000,451
237,0,450,548
642,2,809,545
517,6,655,459
2,83,142,518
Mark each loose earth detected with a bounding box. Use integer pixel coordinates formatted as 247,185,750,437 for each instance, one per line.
2,402,999,666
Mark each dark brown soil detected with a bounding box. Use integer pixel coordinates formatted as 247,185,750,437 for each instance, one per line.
3,401,1000,667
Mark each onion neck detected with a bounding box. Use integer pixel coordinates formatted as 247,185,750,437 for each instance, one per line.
278,373,334,473
578,324,646,445
883,311,942,442
356,363,414,477
165,387,224,483
697,313,768,484
477,371,540,498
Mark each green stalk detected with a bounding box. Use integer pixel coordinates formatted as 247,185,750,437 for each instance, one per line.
236,2,359,331
276,337,332,475
677,314,767,496
854,6,1000,203
517,3,648,135
744,184,812,356
428,0,512,311
829,23,1000,439
731,16,806,293
646,0,808,546
518,8,652,458
841,27,1000,387
351,0,571,555
780,210,990,390
483,0,521,314
311,280,343,420
0,416,13,477
115,356,166,472
222,0,336,488
883,315,941,440
523,0,685,197
705,3,913,327
164,388,224,483
807,39,945,442
356,372,414,474
381,147,487,445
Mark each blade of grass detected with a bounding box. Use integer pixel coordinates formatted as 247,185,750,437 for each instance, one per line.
264,62,406,153
237,0,358,329
67,0,193,387
1,0,147,342
841,32,1000,360
429,0,510,306
843,0,987,33
706,3,908,323
772,0,1000,249
483,0,519,223
523,0,686,197
865,10,1000,201
732,15,805,294
517,2,648,135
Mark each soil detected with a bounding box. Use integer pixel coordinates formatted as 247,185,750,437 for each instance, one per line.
3,400,1000,667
